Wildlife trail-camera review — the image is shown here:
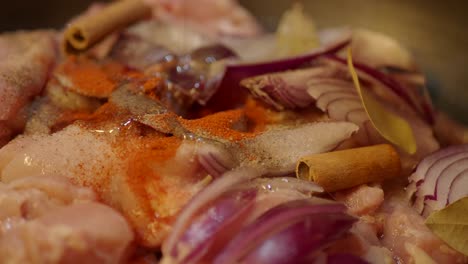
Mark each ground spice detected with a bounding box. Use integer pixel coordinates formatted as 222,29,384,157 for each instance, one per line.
142,77,163,92
243,97,271,133
181,109,248,141
78,110,185,245
181,96,271,142
124,136,181,220
44,54,283,246
60,56,124,98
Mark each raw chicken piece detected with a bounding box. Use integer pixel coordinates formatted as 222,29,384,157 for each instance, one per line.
0,99,357,247
320,214,394,263
0,175,96,232
0,202,133,264
143,0,263,37
380,200,467,263
335,185,384,216
0,122,228,247
0,30,57,146
238,121,359,174
0,174,133,264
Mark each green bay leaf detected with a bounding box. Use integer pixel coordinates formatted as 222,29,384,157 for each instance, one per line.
347,49,417,154
425,197,468,256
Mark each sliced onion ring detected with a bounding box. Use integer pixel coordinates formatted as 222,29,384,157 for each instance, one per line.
162,167,262,255
409,144,468,215
175,189,258,263
208,39,351,110
222,38,350,85
326,55,434,124
213,199,356,264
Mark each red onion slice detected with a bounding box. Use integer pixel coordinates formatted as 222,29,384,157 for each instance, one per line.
238,178,324,230
209,39,350,111
409,144,468,185
223,38,350,85
198,155,224,178
424,158,468,212
306,79,356,99
325,98,363,121
241,67,338,110
409,144,468,215
448,170,468,204
175,189,258,263
241,213,356,264
327,253,370,264
325,55,434,123
212,199,355,264
346,109,371,145
307,81,372,145
413,151,468,214
162,173,327,263
196,144,234,178
162,167,262,255
316,90,359,111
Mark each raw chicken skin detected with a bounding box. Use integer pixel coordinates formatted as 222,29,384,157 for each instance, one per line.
0,31,57,146
335,185,385,216
0,122,220,247
0,104,357,247
381,200,467,263
0,175,133,264
143,0,263,37
0,203,134,264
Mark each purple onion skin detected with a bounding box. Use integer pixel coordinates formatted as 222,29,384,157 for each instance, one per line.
223,39,350,88
207,39,350,111
448,170,468,204
213,200,356,264
410,143,468,214
325,55,434,124
174,189,257,263
411,144,468,186
327,253,370,264
241,213,356,264
162,168,261,257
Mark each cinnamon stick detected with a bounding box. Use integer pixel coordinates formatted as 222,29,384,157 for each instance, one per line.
63,0,151,55
296,144,401,192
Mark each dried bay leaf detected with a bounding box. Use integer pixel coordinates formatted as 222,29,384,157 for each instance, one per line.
347,49,417,154
276,3,320,57
425,197,468,256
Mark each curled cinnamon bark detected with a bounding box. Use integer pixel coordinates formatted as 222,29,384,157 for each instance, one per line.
63,0,151,55
296,144,401,192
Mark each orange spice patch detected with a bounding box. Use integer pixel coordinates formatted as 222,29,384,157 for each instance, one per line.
181,109,248,141
180,97,272,142
142,77,163,92
243,97,271,133
124,136,182,221
60,56,125,98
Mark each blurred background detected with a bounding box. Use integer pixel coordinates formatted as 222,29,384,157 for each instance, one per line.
1,0,467,122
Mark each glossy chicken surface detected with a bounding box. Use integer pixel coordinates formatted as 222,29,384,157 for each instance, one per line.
0,1,467,263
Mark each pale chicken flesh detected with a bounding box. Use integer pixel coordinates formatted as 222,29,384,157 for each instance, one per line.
0,0,467,263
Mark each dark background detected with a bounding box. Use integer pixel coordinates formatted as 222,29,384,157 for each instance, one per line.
1,0,467,123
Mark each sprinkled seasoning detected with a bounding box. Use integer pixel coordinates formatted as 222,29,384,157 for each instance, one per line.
58,56,125,98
